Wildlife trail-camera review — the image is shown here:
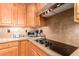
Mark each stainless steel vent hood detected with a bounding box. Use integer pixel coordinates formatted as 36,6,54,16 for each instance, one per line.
38,3,74,17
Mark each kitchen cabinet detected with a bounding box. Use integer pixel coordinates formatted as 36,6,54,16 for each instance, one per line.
0,4,13,26
29,41,48,56
19,40,38,56
35,3,47,27
19,40,48,56
13,4,27,26
0,40,48,56
26,3,47,27
19,40,47,56
19,40,29,56
26,3,35,27
35,3,47,13
74,3,79,22
0,3,27,27
0,46,18,56
28,42,39,56
0,3,46,27
0,41,18,49
0,41,19,56
29,48,39,56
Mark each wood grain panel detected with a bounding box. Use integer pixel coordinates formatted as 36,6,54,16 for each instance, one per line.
19,40,29,56
26,3,35,27
29,41,48,56
74,3,79,22
26,3,47,27
14,4,27,26
0,41,18,50
0,4,13,26
0,46,18,56
0,3,27,26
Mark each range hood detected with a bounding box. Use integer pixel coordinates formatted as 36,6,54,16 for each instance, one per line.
38,3,74,17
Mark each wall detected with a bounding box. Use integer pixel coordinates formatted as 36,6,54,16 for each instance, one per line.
39,8,79,47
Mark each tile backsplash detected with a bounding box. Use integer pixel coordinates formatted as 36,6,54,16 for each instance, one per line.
0,27,32,38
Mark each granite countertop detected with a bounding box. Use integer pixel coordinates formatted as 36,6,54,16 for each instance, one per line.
0,37,61,56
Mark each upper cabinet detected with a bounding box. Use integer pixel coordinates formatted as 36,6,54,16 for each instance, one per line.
0,4,13,26
13,4,27,26
0,3,47,27
35,3,47,27
26,3,47,27
26,3,35,27
74,3,79,22
0,3,27,27
35,3,47,13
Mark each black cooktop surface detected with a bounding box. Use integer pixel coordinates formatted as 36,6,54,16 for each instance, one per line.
48,40,78,56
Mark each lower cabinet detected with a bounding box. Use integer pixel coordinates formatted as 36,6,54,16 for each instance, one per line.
0,40,48,56
0,46,18,56
0,41,19,56
19,40,29,56
19,40,48,56
29,48,39,56
29,41,48,56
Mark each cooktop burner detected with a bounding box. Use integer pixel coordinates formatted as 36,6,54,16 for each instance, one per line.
35,38,52,47
35,39,78,56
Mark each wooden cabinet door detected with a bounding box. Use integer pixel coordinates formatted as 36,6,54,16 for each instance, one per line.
31,43,48,56
26,3,35,27
35,3,47,13
28,42,39,56
29,41,48,56
34,4,47,27
0,46,18,56
76,3,79,21
77,3,79,12
0,41,18,50
19,40,26,56
19,40,29,56
29,48,39,56
25,40,29,56
0,3,27,26
74,3,79,22
26,3,47,27
0,3,13,26
14,4,27,26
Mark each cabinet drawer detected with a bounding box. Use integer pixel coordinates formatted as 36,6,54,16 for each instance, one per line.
0,41,18,50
